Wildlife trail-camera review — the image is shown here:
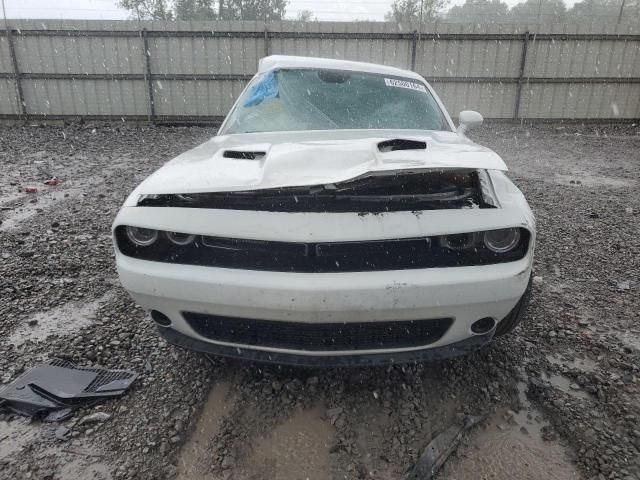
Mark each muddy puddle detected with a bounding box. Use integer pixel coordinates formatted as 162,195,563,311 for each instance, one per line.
541,373,591,401
353,400,395,479
238,405,334,480
177,380,236,480
546,353,597,373
177,380,335,480
441,382,583,480
0,418,112,478
7,293,114,347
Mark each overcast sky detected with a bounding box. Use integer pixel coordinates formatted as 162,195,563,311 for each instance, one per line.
2,0,580,22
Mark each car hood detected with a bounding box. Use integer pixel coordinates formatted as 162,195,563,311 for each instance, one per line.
134,129,507,196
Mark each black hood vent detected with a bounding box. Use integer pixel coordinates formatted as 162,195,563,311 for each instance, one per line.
378,139,427,152
223,150,266,160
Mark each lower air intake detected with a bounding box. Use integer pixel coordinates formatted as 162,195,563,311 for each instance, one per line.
182,313,452,351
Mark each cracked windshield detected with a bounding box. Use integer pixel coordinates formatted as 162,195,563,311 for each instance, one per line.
0,0,638,479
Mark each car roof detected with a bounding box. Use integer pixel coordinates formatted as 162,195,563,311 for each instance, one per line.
258,55,424,81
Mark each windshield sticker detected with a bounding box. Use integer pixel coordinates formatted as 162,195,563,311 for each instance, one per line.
243,71,279,107
384,78,427,93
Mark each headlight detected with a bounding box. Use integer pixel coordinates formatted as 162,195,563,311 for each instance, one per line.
125,226,158,246
166,231,195,245
440,232,479,251
483,228,521,253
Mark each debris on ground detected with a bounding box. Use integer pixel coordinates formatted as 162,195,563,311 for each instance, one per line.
23,186,38,193
616,280,631,291
0,359,137,419
78,412,112,425
44,177,60,186
406,415,483,480
34,159,55,178
54,425,70,440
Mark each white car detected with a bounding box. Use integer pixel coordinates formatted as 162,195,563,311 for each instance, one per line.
113,55,535,366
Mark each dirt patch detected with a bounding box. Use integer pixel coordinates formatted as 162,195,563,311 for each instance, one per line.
237,405,335,480
541,373,592,401
352,399,395,479
177,379,236,480
0,418,40,460
0,187,86,232
56,450,113,480
617,331,640,353
7,293,114,347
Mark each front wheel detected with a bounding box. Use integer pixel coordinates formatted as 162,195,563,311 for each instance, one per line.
494,277,532,337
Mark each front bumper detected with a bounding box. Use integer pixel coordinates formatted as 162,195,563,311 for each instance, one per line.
157,325,496,366
116,251,533,364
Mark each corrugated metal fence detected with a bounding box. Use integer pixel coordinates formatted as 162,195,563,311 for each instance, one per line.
1,19,639,123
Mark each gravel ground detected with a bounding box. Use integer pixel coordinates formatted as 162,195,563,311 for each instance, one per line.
0,122,638,480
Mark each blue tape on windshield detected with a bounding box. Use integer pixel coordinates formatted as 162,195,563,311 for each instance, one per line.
243,71,278,107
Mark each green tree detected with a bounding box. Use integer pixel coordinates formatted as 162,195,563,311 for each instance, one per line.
385,0,450,23
119,0,174,20
446,0,509,22
175,0,217,20
508,0,567,22
220,0,288,20
119,0,288,20
569,0,639,23
296,9,316,21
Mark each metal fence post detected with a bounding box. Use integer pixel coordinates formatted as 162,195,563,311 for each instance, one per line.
264,27,270,57
141,28,155,123
410,30,418,71
514,31,530,120
5,28,26,120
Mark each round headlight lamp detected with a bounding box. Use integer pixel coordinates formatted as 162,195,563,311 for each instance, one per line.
483,228,521,253
166,231,195,245
126,226,158,246
440,232,479,251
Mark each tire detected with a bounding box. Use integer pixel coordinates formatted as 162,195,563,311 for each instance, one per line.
494,277,532,337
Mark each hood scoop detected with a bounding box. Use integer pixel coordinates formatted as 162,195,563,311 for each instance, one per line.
378,139,427,152
223,150,266,160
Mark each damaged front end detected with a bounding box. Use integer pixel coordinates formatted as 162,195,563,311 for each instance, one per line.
113,167,529,274
136,168,499,213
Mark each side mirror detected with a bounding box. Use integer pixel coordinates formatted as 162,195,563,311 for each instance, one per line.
457,110,483,134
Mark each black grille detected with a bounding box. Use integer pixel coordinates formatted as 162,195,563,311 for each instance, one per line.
183,312,452,351
46,359,138,395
